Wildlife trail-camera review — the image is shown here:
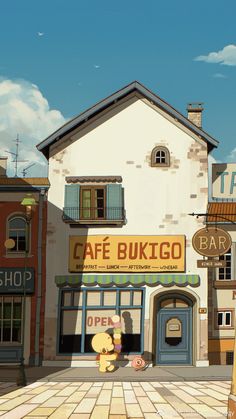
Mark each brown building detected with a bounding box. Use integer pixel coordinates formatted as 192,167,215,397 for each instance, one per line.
207,202,236,365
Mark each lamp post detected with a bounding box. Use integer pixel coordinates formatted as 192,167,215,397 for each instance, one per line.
16,194,37,387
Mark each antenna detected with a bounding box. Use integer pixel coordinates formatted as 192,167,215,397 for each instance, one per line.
22,163,36,177
4,135,28,177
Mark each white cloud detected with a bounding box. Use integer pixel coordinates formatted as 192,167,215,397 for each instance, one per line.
226,147,236,162
195,44,236,66
0,78,66,177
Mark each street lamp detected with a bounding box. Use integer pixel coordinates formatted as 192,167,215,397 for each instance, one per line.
16,194,37,386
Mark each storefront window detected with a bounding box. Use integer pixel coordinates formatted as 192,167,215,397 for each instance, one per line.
0,296,22,343
58,288,144,354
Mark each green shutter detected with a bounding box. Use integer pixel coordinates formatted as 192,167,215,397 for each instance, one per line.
64,185,80,220
106,184,123,220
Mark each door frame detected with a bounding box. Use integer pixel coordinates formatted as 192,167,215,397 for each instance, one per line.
154,292,194,366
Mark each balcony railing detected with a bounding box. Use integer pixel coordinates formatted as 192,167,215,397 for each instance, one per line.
63,207,125,222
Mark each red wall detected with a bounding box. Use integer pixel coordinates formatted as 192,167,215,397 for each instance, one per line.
0,198,47,363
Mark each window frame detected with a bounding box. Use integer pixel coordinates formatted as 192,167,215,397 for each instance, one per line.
214,308,234,329
80,186,106,220
57,287,145,356
6,214,27,254
0,296,23,344
151,146,170,167
217,245,235,281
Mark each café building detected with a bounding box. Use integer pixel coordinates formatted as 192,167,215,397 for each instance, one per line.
37,81,219,367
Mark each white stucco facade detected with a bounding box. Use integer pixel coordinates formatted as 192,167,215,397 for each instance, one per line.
41,88,215,367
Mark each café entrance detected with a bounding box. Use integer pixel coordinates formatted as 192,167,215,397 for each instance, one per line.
155,293,193,365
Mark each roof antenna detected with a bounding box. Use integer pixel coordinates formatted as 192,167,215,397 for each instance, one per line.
4,134,28,177
22,163,36,177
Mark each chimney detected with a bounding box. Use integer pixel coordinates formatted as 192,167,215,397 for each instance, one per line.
187,103,204,128
0,157,8,177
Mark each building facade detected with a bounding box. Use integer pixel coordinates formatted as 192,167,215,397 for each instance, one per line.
207,202,236,365
0,161,49,365
37,81,219,367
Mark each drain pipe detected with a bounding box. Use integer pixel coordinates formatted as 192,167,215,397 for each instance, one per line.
34,188,45,366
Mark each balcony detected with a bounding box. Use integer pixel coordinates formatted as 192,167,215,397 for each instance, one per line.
63,206,125,225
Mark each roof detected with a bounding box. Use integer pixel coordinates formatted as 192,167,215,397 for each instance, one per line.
66,176,122,183
0,177,50,190
207,202,236,223
37,81,219,159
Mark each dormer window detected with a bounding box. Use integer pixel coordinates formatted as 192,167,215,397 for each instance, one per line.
151,146,170,167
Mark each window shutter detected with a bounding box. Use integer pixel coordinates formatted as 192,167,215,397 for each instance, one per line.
64,185,80,220
106,184,123,220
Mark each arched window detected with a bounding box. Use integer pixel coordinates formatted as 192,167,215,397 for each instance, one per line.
151,146,170,167
8,216,27,252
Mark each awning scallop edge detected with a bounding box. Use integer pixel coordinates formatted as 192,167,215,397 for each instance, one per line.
55,274,200,287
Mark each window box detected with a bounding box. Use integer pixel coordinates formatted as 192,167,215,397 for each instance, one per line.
63,183,125,225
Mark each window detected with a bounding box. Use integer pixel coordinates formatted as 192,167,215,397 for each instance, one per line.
0,296,22,343
151,146,170,167
218,249,232,280
63,183,124,223
58,288,144,354
80,186,105,219
215,309,234,329
8,216,26,252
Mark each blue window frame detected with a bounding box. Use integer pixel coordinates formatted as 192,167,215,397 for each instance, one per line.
57,287,145,355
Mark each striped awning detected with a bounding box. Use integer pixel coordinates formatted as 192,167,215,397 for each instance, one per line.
55,274,200,287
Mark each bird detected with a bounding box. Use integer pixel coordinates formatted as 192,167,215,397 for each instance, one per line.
37,32,44,37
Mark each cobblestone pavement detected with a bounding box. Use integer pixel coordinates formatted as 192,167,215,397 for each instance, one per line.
0,380,231,418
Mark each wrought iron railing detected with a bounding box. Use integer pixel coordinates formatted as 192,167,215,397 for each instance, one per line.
63,207,125,221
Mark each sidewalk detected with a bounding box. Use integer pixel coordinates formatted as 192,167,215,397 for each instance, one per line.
0,365,233,383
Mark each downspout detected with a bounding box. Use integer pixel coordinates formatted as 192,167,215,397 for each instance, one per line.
34,188,45,366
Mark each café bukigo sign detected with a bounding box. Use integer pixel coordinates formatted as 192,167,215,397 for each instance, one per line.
69,235,185,272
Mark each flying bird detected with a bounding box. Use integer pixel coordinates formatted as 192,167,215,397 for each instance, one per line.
37,32,44,37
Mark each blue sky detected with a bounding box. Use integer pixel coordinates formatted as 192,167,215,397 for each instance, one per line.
0,0,235,177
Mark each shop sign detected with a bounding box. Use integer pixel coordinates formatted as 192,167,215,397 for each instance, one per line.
212,163,236,198
197,259,226,268
0,268,34,294
69,235,185,272
192,227,232,257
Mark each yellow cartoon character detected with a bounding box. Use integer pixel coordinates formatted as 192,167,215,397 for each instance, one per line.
91,332,118,372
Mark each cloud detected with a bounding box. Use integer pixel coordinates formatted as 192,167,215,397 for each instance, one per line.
195,44,236,66
226,147,236,162
0,78,66,177
213,73,227,79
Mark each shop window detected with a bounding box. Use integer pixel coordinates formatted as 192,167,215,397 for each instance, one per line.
73,292,83,307
151,146,170,167
0,296,22,343
103,291,116,306
87,291,101,306
7,216,27,253
120,291,131,306
133,291,142,306
58,288,144,355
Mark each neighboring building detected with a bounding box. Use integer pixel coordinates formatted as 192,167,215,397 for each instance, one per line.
0,159,49,365
37,81,219,367
207,202,236,365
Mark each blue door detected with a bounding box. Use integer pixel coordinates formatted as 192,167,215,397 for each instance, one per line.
156,308,192,365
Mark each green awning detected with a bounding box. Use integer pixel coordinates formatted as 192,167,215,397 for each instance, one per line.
55,274,200,287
